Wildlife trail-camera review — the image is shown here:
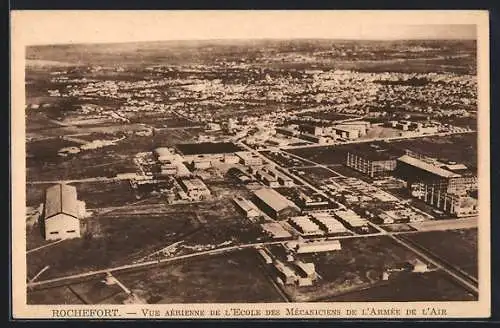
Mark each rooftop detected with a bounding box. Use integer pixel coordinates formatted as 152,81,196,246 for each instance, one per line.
398,155,462,178
45,184,79,220
254,188,299,212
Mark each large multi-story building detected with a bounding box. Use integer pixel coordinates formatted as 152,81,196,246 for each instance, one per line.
396,155,477,194
346,144,404,178
396,154,478,217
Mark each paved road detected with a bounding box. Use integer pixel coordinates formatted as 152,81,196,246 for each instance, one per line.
27,176,132,185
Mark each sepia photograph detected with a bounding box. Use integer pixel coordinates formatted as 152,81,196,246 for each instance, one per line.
11,10,490,319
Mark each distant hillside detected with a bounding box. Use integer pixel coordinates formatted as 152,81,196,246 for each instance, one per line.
26,39,475,63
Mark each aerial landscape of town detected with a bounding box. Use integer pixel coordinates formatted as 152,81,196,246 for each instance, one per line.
24,37,480,305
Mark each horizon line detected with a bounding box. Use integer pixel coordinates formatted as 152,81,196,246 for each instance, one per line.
27,36,477,47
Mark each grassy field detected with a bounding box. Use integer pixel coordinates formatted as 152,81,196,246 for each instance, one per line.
27,153,137,181
387,133,477,169
404,228,478,278
288,145,351,165
26,183,54,207
177,200,267,247
114,249,284,303
360,126,402,140
28,286,85,305
325,270,476,302
288,133,477,171
26,213,198,280
70,180,138,208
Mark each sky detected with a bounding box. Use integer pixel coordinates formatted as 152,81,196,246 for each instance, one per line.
11,11,484,46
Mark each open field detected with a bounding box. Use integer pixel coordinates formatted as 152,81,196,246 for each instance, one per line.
27,214,199,280
26,128,201,181
403,229,478,278
387,133,477,169
113,249,283,303
326,164,374,182
409,217,477,232
205,180,254,199
26,138,80,164
325,270,476,302
288,145,352,165
26,183,54,207
27,152,137,181
288,133,477,170
128,114,200,128
360,125,403,140
177,200,267,246
70,181,138,208
28,286,86,305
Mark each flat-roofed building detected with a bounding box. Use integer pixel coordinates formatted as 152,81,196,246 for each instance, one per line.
159,160,178,176
253,188,300,219
300,133,332,144
288,239,342,254
236,151,264,166
44,184,85,241
333,126,359,140
299,124,324,136
179,177,211,200
154,147,174,162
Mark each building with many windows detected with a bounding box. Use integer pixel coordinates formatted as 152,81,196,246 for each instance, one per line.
346,144,404,178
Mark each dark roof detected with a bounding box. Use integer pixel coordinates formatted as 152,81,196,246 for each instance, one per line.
44,184,79,220
347,143,405,161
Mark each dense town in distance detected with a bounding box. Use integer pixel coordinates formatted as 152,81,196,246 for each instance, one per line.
25,39,479,304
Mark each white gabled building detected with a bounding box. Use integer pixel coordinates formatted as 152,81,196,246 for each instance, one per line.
44,184,86,241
